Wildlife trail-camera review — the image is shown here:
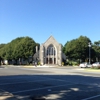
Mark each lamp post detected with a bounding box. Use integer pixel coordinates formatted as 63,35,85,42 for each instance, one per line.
88,42,91,64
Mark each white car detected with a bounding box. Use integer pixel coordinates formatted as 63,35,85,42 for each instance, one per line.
79,62,92,68
92,62,100,67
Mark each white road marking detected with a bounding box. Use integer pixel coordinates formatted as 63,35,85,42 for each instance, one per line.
32,76,100,86
82,94,100,100
0,79,57,85
12,83,73,94
0,74,99,87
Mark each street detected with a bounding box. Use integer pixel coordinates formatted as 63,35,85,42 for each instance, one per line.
0,66,100,100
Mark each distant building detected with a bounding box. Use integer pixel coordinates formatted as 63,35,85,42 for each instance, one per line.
33,36,66,65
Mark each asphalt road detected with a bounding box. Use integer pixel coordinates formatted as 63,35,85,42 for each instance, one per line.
0,66,100,100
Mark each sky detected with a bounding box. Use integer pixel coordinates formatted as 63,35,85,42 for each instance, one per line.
0,0,100,45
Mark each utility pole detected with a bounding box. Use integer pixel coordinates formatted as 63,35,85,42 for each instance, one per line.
88,42,91,64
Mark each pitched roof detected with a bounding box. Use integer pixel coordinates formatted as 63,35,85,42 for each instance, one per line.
43,35,58,44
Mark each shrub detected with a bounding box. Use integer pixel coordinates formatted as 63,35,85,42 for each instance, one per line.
91,66,100,69
72,61,78,66
38,62,41,65
62,62,64,66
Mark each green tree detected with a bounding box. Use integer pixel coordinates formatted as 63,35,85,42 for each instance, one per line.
92,41,100,62
63,36,92,62
0,36,38,63
0,56,2,65
12,37,37,59
0,44,6,60
0,44,6,49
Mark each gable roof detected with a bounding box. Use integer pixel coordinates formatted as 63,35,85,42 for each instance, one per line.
43,35,58,45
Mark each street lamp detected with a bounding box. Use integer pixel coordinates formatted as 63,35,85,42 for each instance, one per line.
88,42,91,64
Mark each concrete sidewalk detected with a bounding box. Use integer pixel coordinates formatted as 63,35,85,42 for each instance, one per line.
23,65,57,68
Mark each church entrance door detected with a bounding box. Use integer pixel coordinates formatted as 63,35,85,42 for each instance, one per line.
49,58,52,64
46,57,56,64
54,58,56,64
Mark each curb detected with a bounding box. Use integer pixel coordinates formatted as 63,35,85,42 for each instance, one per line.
23,65,56,68
23,66,35,68
84,69,100,72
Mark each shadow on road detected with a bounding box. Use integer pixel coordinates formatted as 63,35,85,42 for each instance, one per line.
0,74,100,100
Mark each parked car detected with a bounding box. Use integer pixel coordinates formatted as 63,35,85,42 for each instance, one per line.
79,62,92,68
92,62,100,67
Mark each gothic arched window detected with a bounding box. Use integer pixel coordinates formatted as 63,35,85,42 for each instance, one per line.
47,44,56,56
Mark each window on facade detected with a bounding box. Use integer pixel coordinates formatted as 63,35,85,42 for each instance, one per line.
54,49,56,55
47,44,56,56
52,47,53,55
47,49,48,55
44,47,45,56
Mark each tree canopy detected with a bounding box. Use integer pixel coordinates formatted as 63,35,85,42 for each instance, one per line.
0,37,39,60
92,40,100,61
63,36,93,62
0,35,100,64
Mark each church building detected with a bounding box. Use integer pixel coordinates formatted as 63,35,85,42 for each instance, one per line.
33,36,66,65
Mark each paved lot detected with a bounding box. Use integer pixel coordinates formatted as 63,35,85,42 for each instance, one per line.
0,66,100,100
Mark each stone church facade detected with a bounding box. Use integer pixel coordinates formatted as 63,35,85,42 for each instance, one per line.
34,36,66,65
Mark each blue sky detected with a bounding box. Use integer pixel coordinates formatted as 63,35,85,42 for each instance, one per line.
0,0,100,45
